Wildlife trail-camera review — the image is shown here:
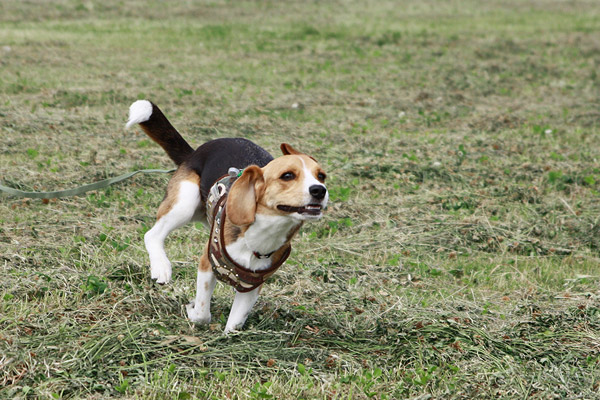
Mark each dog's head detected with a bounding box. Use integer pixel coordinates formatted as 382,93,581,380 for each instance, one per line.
226,143,328,226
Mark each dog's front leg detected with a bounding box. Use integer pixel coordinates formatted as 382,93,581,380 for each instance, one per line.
187,255,216,324
224,286,261,334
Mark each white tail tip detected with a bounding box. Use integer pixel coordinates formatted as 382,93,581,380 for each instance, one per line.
126,100,153,129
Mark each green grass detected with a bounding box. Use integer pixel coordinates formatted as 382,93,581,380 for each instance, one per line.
1,0,600,398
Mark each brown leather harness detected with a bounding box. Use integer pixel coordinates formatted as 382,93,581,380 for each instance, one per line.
206,169,291,292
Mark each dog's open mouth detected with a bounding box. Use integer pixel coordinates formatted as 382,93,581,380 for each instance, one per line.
277,204,323,216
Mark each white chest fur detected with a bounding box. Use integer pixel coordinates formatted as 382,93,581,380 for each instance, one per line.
225,214,300,272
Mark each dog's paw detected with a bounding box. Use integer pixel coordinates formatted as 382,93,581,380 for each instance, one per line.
186,302,211,324
150,260,172,284
224,326,240,335
224,322,244,335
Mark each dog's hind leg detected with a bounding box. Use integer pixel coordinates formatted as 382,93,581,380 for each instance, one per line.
145,173,202,284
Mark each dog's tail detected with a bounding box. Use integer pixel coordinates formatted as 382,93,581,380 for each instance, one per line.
126,100,194,165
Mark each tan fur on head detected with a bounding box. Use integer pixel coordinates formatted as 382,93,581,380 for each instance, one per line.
226,166,265,226
226,146,327,224
257,153,327,215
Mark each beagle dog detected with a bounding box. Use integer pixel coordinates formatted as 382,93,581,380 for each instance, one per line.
126,100,328,333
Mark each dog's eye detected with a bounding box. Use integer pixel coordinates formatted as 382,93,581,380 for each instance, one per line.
317,172,327,182
280,172,296,181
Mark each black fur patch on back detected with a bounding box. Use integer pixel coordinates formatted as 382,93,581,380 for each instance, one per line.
185,138,273,200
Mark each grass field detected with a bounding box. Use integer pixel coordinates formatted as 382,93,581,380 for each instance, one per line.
1,0,600,398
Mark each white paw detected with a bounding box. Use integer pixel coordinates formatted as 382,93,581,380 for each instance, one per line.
186,302,211,324
150,259,172,284
224,323,243,335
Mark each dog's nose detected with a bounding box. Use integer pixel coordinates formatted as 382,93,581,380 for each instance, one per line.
309,185,327,200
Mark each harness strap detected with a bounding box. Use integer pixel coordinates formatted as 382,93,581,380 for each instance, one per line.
206,171,291,292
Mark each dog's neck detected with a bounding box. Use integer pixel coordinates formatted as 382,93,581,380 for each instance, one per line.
224,214,302,272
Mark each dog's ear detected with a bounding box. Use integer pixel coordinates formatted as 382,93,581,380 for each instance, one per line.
280,143,318,162
226,165,265,226
280,143,303,156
